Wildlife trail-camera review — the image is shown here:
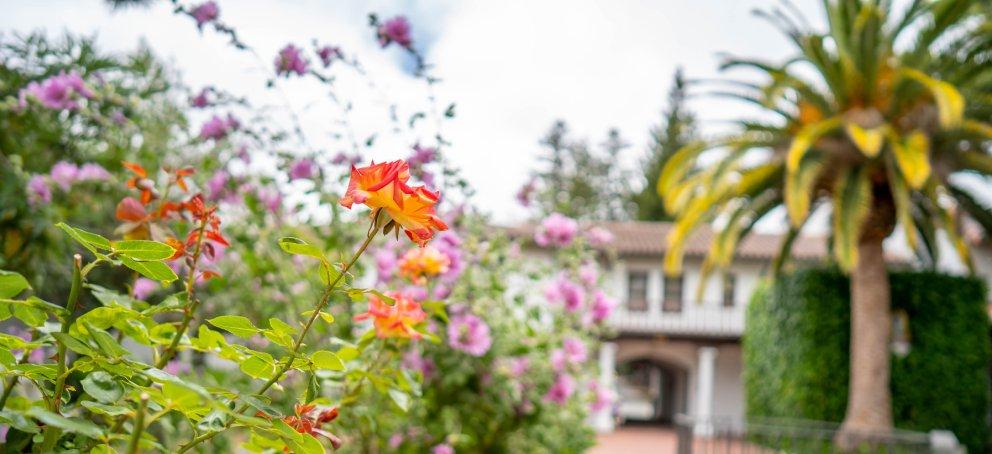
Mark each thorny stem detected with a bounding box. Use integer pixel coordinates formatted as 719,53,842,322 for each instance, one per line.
41,254,85,451
156,215,210,369
126,394,149,454
176,212,381,453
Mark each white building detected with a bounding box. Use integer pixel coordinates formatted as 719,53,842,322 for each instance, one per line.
514,220,829,433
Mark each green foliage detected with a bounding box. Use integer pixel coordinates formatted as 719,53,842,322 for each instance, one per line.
634,68,696,221
525,121,636,221
745,269,991,452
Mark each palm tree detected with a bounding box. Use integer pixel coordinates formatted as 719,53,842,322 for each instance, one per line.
659,0,992,438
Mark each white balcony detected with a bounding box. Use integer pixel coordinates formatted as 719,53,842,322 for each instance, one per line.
608,306,744,338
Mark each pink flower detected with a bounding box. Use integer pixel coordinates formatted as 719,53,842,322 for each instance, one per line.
388,433,405,449
163,360,190,375
331,152,361,166
402,348,436,380
579,262,598,287
206,171,229,201
545,276,585,312
199,115,238,140
508,356,530,378
77,163,111,181
563,337,587,364
317,45,342,67
534,213,578,247
375,248,398,282
256,187,281,213
190,1,219,29
590,290,617,323
544,374,575,405
50,161,79,191
409,144,436,167
447,314,492,357
432,444,454,454
585,226,614,246
589,381,615,412
27,175,51,205
516,178,537,207
132,278,158,300
191,88,210,108
378,16,413,48
275,44,309,76
19,71,93,110
289,159,315,180
434,231,464,282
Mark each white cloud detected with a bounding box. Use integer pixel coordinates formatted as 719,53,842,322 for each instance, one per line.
1,0,823,224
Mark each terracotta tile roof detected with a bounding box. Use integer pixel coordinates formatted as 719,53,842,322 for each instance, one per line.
506,220,828,261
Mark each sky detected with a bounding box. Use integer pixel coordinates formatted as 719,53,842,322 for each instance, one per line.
1,0,823,224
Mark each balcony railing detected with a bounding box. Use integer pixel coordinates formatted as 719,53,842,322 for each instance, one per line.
608,305,744,337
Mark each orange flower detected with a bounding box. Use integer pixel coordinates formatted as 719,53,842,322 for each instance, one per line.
281,404,342,450
339,160,448,246
398,246,450,284
353,292,427,339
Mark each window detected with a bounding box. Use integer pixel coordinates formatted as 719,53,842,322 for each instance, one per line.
662,275,682,312
627,271,648,312
723,274,736,308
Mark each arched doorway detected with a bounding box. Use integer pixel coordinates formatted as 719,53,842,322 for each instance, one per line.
616,358,688,425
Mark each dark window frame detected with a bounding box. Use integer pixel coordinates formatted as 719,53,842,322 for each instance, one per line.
662,275,682,313
627,271,648,312
722,274,736,308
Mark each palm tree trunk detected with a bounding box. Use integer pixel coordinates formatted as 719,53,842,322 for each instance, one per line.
838,234,893,445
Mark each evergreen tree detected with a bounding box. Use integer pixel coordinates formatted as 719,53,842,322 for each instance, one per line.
634,68,696,221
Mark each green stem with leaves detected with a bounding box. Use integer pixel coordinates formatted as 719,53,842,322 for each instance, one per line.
41,254,86,451
156,215,209,369
176,218,379,453
126,393,149,454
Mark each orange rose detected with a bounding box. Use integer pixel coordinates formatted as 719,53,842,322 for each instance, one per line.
339,160,448,246
353,292,427,339
398,246,450,284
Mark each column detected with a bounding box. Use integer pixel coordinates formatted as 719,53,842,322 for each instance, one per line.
648,269,662,316
694,346,718,436
593,342,618,433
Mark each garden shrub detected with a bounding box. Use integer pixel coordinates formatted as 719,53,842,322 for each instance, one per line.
744,268,991,452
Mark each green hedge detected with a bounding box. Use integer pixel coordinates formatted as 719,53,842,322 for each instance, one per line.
744,269,991,452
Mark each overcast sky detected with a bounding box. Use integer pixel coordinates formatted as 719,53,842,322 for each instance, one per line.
2,0,824,223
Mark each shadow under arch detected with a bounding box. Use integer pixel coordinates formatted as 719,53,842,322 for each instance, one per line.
616,356,689,425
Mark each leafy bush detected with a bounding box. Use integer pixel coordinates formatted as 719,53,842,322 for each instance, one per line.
745,268,991,452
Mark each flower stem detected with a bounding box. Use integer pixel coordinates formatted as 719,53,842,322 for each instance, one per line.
126,393,149,454
156,215,209,369
177,224,378,453
40,254,84,451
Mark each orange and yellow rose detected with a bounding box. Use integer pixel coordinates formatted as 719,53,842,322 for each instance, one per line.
398,246,450,284
353,292,427,339
339,160,448,246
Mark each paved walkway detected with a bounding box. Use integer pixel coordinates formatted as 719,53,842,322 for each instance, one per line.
591,426,678,453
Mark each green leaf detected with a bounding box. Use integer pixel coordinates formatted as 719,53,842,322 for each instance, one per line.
0,270,30,298
56,223,112,254
268,318,297,335
0,409,40,434
241,395,280,417
240,355,275,380
163,381,203,410
26,407,104,439
388,388,410,412
51,332,98,356
81,401,132,417
81,371,124,403
208,315,259,338
86,324,131,358
112,240,176,261
277,237,325,260
11,304,45,327
120,256,178,283
272,420,325,454
336,346,359,362
311,350,344,371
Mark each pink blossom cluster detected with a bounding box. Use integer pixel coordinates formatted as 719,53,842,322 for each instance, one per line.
19,71,93,111
275,44,309,76
377,16,413,48
26,161,112,205
190,1,219,29
534,213,578,247
447,313,492,357
199,114,239,140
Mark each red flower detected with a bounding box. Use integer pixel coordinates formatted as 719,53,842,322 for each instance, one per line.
282,404,342,449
